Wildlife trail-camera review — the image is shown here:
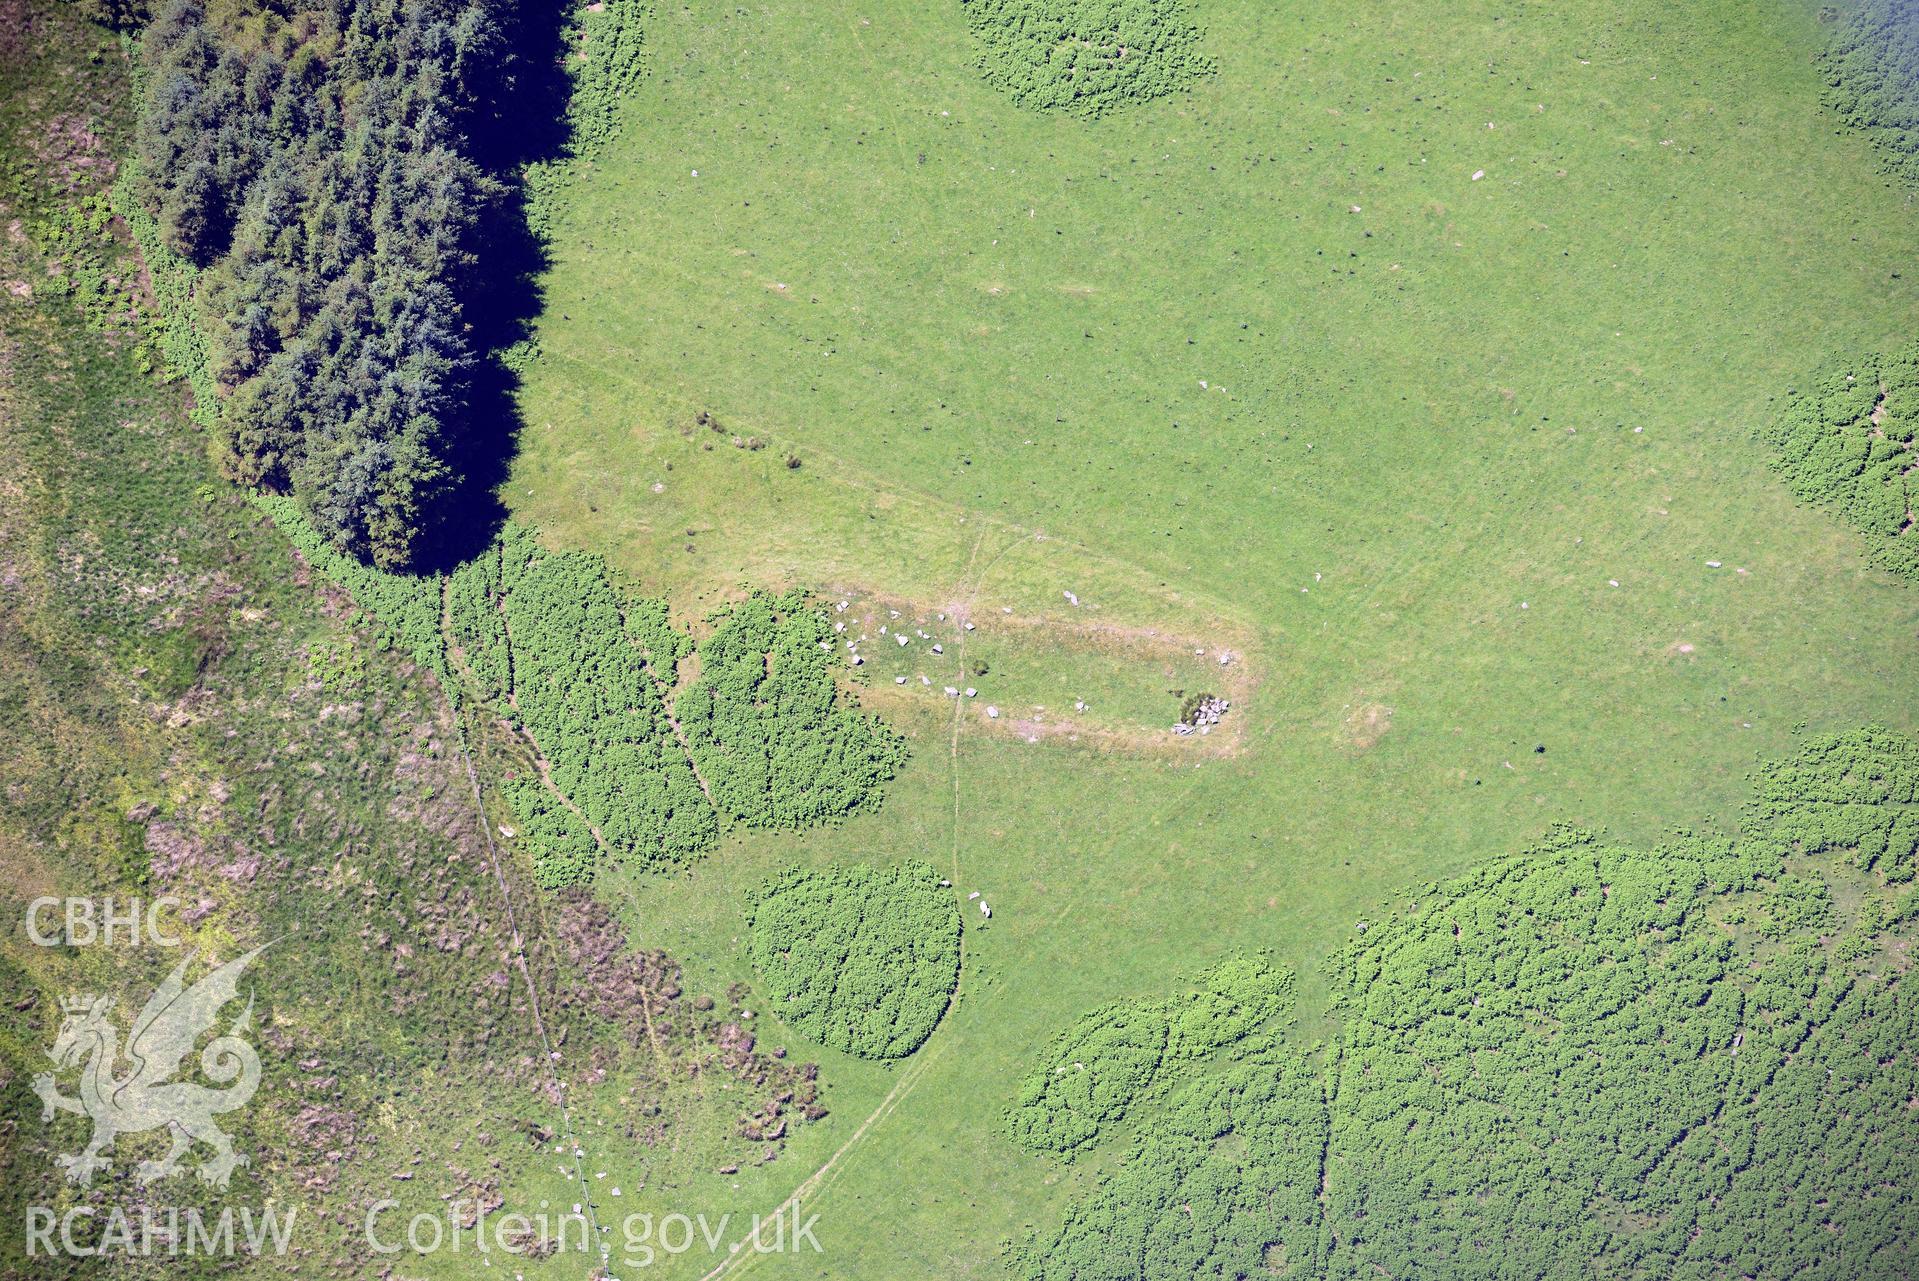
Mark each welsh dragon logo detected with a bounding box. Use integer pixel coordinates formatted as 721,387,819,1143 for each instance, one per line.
33,947,265,1189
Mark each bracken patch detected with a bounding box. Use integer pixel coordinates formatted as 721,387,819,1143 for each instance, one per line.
962,0,1212,119
746,860,961,1059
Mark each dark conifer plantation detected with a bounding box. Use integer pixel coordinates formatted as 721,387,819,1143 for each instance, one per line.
130,0,568,567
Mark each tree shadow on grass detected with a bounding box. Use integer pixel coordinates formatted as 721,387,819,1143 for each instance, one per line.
417,0,578,572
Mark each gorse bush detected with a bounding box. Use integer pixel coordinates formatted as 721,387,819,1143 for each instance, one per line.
745,860,961,1059
259,502,902,888
113,164,214,411
1008,1000,1172,1155
1818,0,1919,187
501,774,597,890
1763,343,1919,582
563,0,650,156
1007,954,1294,1155
1748,723,1919,881
1322,831,1772,1279
444,539,511,701
962,0,1213,119
1015,729,1919,1279
257,494,446,678
679,591,907,830
500,541,718,868
1163,952,1296,1059
1011,1054,1327,1281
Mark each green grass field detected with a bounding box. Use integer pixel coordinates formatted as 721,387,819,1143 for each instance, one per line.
502,0,1919,1274
5,0,1916,1275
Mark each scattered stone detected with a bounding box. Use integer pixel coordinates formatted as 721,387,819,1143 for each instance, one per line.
1179,693,1231,730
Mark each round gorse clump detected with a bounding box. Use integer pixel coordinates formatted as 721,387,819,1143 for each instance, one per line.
963,0,1214,118
747,860,961,1059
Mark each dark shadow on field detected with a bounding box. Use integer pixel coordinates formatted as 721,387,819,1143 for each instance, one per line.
416,0,576,572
